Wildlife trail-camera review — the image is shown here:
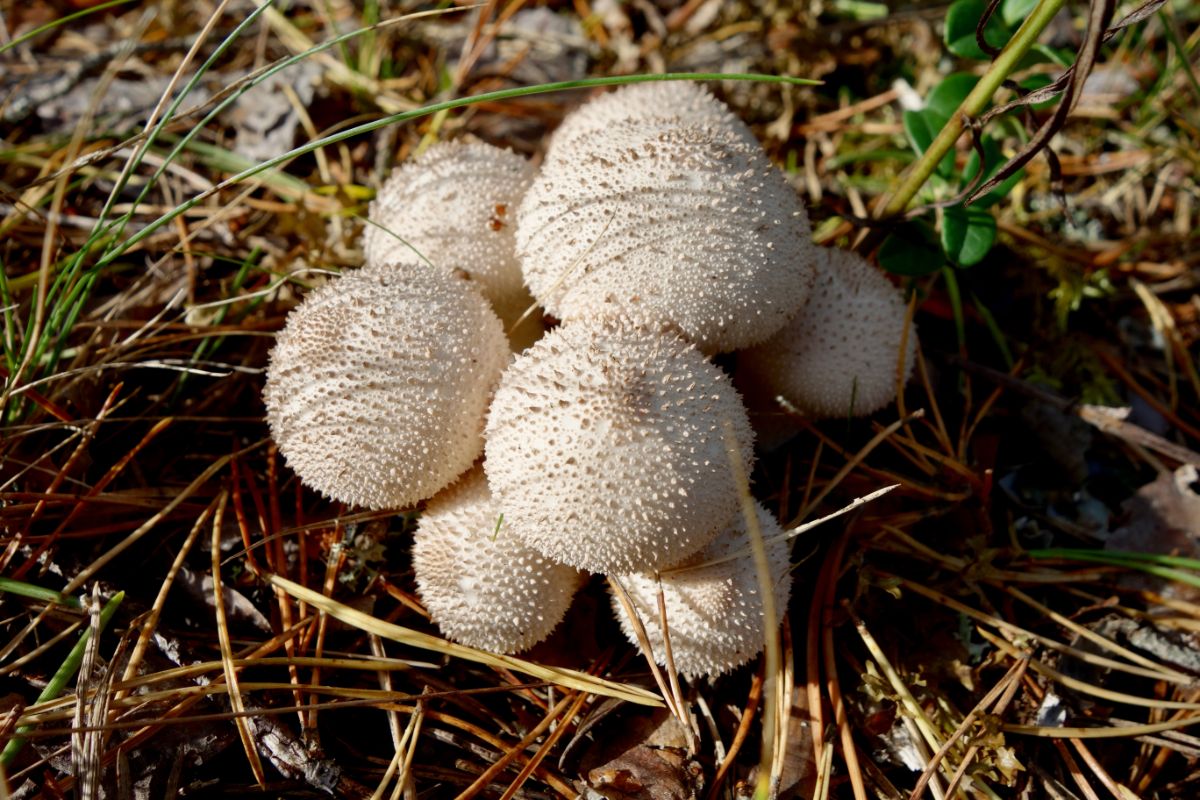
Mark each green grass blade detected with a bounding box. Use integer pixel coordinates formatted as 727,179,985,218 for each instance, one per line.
101,71,819,267
0,579,82,609
1029,548,1200,589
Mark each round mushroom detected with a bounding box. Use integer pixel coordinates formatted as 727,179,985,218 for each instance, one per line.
484,314,755,574
611,501,792,679
517,117,817,352
737,246,918,419
362,141,536,327
412,468,585,654
263,264,509,509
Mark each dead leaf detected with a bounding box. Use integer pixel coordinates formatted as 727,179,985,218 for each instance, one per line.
579,709,702,800
1106,465,1200,603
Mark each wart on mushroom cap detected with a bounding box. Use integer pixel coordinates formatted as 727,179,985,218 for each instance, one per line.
362,141,536,322
484,314,755,575
413,468,585,654
737,246,918,419
263,264,509,510
611,500,792,679
518,117,817,353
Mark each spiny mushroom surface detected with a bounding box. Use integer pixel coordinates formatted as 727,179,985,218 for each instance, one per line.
549,81,756,152
412,468,584,654
484,314,755,574
362,141,535,320
737,246,917,418
611,501,792,679
264,264,509,510
518,118,816,352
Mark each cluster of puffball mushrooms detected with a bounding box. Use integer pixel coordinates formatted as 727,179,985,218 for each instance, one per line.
263,81,917,679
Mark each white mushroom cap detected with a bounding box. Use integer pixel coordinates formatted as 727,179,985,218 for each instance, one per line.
518,118,817,353
263,264,509,509
549,81,757,153
362,141,536,320
611,501,792,679
737,247,918,419
484,315,755,574
412,468,585,654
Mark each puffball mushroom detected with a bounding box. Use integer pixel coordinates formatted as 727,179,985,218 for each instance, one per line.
549,81,757,152
518,116,817,353
611,501,792,679
263,264,509,510
737,247,918,419
362,141,536,324
412,468,585,654
484,314,755,575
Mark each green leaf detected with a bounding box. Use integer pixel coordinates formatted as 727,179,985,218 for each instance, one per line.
1000,0,1040,29
878,221,945,276
942,205,996,267
926,72,981,119
1015,42,1070,70
902,109,956,179
945,0,1013,60
1034,43,1076,68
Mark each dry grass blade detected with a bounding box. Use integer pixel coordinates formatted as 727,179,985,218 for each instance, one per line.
979,629,1200,711
722,420,784,800
210,490,266,786
792,409,925,525
654,581,694,746
269,574,661,706
893,576,1194,685
371,700,422,800
606,575,679,718
453,691,574,800
59,445,255,596
117,494,214,694
844,600,956,797
1002,586,1189,678
821,531,868,800
1006,717,1200,738
705,670,763,800
497,691,588,800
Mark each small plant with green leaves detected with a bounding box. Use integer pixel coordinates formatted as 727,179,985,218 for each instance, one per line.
877,0,1070,275
873,0,1149,277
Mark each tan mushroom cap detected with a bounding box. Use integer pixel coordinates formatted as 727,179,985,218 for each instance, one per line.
263,264,509,510
412,468,585,654
737,247,918,419
518,118,817,353
484,315,755,574
611,501,792,679
549,81,757,153
362,141,536,321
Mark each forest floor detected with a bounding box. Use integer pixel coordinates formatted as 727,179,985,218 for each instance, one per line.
1,1,1199,798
